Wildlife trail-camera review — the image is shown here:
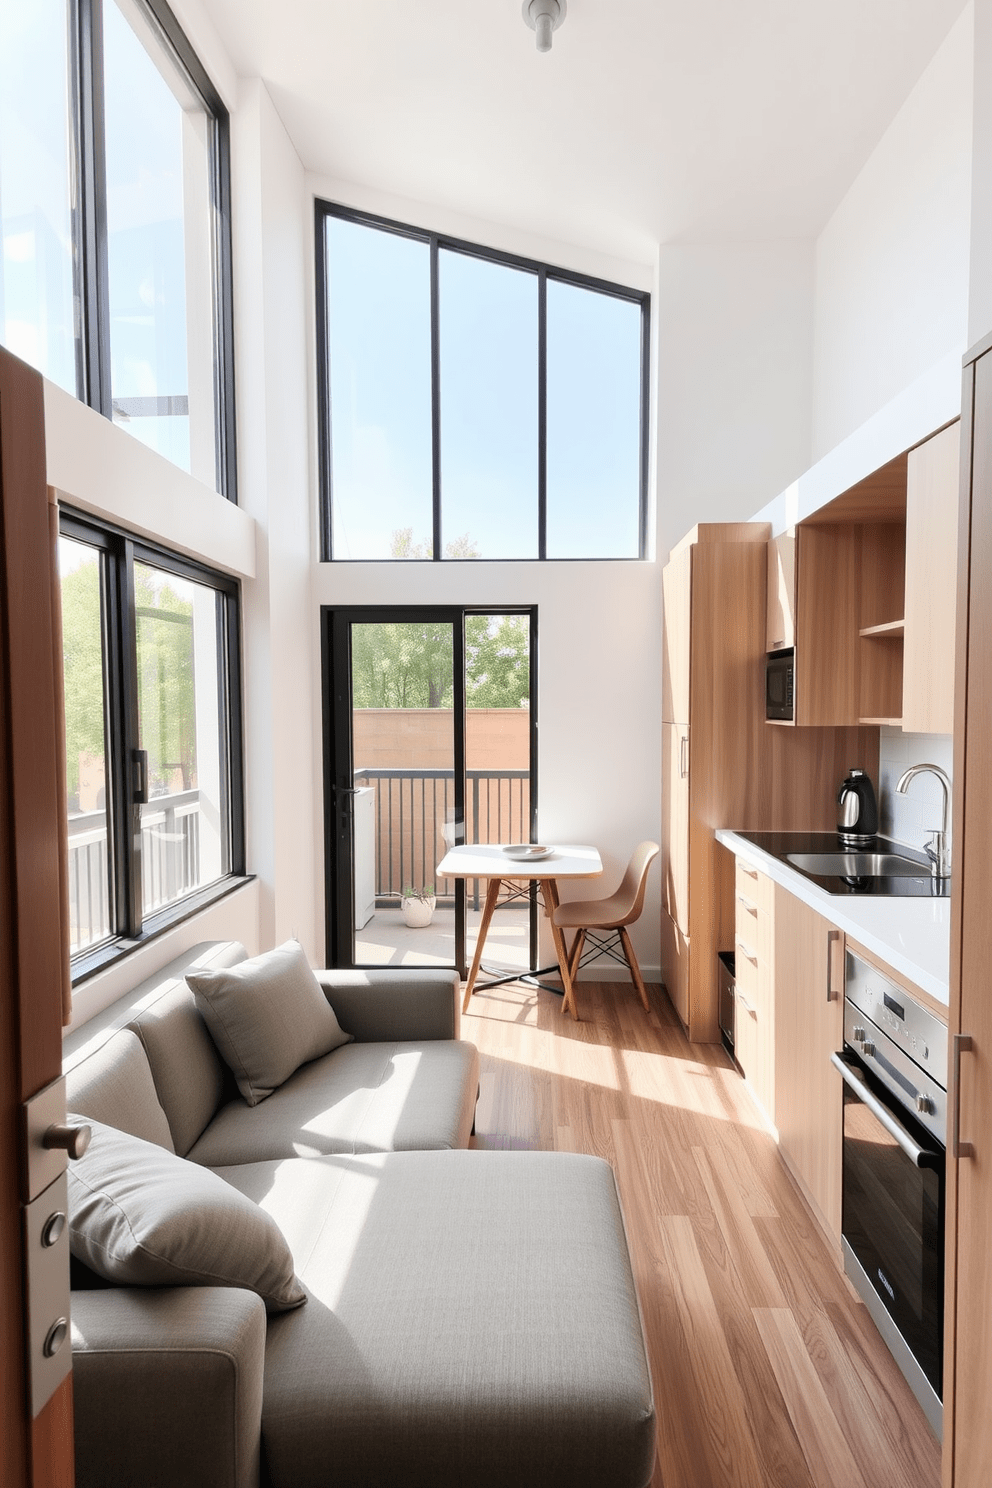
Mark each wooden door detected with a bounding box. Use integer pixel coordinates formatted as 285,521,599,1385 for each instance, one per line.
903,421,960,735
0,347,75,1487
773,885,844,1244
661,722,689,933
944,342,992,1488
662,545,691,725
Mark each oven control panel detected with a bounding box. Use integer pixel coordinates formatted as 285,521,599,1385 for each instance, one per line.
844,951,948,1090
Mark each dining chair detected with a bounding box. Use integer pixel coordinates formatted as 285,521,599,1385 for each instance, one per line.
551,841,660,1013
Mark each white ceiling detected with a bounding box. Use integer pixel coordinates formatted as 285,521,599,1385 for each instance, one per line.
195,0,968,263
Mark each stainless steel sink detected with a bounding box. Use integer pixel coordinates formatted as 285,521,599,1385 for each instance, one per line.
785,851,930,877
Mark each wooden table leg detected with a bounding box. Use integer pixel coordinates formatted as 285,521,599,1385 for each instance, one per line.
541,878,580,1021
462,876,502,1013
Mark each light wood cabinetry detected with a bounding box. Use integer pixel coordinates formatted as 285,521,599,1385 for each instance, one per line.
661,723,689,931
773,884,845,1244
942,341,992,1488
734,866,774,1126
766,530,795,652
903,422,960,735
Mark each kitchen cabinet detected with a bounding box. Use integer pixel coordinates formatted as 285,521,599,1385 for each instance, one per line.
903,422,960,735
773,884,845,1243
942,340,992,1487
734,861,774,1126
766,529,795,653
660,524,769,1042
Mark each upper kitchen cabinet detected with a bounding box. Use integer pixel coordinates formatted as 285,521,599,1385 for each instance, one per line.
779,424,960,731
903,422,961,734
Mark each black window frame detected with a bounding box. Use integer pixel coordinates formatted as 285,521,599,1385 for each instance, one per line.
67,0,237,499
315,199,650,563
60,507,247,984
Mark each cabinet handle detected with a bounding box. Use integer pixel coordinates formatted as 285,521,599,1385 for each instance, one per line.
736,939,758,965
770,637,785,648
739,865,758,880
736,989,755,1016
952,1034,974,1159
826,929,841,1002
737,895,757,915
679,734,688,779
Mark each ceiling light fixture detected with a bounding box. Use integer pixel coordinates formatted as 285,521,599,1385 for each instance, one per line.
522,0,566,53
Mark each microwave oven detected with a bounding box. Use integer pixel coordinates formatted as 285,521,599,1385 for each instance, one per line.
766,648,794,721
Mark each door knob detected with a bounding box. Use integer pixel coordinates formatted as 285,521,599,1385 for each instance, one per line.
43,1123,91,1160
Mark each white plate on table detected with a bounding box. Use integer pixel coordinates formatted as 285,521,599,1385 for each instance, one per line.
502,844,554,860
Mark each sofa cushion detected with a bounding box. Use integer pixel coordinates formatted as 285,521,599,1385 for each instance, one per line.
67,1119,306,1314
66,1030,175,1151
218,1150,656,1488
187,940,353,1107
186,1040,480,1167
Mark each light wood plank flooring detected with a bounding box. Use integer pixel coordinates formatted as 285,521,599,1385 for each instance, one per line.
463,977,941,1488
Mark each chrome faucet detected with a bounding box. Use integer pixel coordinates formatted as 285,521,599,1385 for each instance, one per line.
896,764,952,879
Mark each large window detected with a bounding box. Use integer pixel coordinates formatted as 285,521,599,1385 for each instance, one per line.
316,202,649,562
0,0,236,497
60,511,245,978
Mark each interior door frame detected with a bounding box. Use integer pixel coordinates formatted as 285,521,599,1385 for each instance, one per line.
320,604,538,975
0,346,75,1486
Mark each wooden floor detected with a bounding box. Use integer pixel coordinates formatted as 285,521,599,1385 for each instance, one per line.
463,976,941,1488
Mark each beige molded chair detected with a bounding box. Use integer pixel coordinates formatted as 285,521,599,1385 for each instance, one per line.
552,841,660,1013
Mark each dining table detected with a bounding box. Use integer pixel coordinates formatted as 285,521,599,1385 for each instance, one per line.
435,842,603,1019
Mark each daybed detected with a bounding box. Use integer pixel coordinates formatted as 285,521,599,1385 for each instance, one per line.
64,939,656,1488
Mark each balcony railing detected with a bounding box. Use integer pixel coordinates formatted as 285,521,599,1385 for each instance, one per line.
353,767,530,908
67,788,201,954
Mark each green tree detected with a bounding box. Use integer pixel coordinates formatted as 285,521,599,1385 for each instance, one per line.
389,528,481,560
60,559,106,801
351,616,529,710
135,569,196,790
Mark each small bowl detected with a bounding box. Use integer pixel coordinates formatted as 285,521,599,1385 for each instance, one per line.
502,844,553,860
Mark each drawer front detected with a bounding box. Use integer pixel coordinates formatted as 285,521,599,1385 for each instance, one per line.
736,859,773,915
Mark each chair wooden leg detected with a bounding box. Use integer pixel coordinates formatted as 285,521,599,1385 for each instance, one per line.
618,925,651,1012
567,929,586,981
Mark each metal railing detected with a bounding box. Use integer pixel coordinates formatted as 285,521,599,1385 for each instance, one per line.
67,789,202,954
353,767,530,908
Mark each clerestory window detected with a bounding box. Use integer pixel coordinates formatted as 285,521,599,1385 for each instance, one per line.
0,0,236,497
315,201,649,562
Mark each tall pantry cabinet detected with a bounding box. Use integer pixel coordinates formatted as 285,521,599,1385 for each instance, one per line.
661,524,770,1043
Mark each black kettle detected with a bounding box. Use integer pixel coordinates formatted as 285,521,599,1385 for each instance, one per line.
837,769,878,847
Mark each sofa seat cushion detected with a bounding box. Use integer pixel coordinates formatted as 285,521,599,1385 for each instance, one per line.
217,1150,656,1488
186,1040,480,1166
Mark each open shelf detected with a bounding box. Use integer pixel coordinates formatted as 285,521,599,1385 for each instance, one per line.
860,618,905,638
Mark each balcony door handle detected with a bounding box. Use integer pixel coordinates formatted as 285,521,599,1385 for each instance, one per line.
132,749,148,805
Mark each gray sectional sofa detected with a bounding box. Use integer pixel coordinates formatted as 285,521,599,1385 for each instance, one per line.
64,940,656,1488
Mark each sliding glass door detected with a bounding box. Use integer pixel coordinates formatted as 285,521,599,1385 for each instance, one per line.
322,606,537,974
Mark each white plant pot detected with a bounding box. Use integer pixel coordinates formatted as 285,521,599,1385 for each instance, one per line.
400,895,435,928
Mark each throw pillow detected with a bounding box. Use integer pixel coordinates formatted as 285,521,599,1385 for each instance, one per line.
185,939,353,1106
67,1118,306,1313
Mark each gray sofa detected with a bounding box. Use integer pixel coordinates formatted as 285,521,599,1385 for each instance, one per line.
65,941,656,1488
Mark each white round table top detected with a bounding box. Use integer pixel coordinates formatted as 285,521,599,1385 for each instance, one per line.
436,843,603,879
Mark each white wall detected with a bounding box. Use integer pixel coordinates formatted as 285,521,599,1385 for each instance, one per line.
654,241,814,562
811,4,974,459
233,81,319,961
968,0,992,343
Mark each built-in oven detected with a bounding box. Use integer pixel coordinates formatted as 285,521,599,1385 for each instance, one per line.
765,648,794,721
831,951,946,1440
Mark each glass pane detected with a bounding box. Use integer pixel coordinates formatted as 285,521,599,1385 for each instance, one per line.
465,614,533,972
104,0,216,487
326,219,433,559
0,0,76,393
546,282,642,558
135,562,226,917
439,251,538,559
350,622,455,966
60,538,114,955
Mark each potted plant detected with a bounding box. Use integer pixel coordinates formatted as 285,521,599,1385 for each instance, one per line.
400,884,436,928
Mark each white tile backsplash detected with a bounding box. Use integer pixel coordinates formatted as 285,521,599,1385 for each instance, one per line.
877,727,954,853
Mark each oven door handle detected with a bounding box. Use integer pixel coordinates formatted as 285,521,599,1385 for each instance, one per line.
830,1052,942,1170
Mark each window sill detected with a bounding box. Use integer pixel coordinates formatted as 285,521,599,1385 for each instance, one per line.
69,875,255,986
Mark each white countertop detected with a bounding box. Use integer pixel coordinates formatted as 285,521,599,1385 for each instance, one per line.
716,829,951,1005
